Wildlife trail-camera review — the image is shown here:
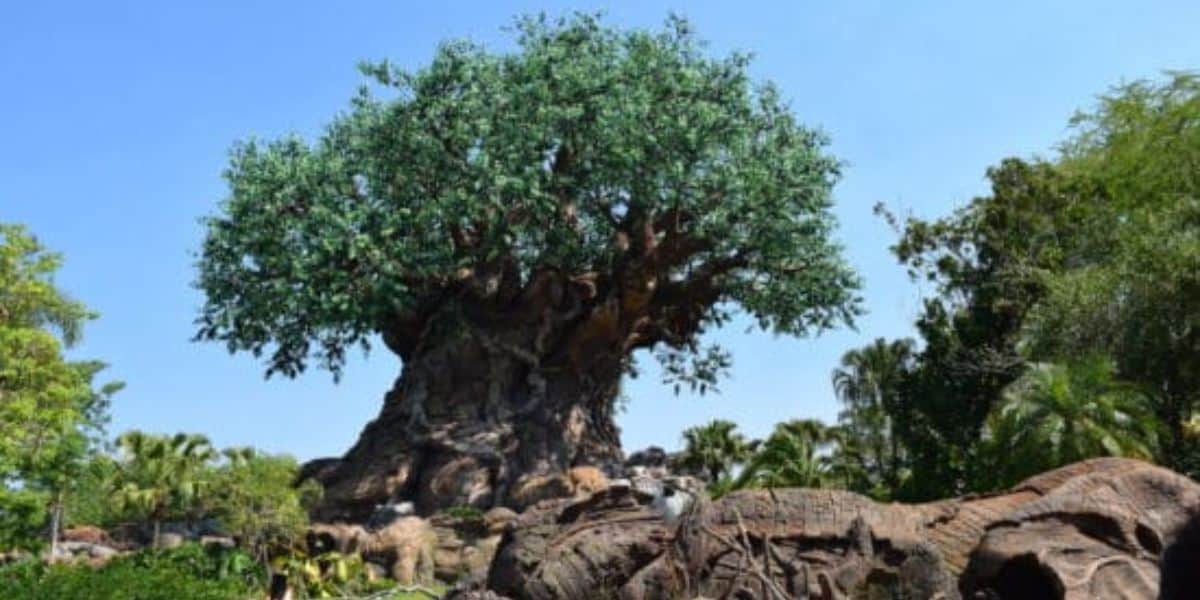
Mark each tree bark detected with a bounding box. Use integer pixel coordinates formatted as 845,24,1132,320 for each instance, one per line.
308,318,626,520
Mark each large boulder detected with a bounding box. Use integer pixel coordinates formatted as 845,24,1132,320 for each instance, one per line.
481,458,1200,599
960,458,1200,599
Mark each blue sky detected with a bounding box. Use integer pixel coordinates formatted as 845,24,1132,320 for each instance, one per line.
3,1,1198,461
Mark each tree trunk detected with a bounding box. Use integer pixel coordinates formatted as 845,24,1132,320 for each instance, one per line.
48,491,63,560
308,321,626,520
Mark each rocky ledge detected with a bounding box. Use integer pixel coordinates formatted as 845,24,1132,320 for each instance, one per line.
441,457,1200,599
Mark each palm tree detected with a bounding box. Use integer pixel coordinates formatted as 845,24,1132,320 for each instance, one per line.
114,431,217,548
831,338,916,494
733,419,833,490
678,420,753,484
979,357,1158,489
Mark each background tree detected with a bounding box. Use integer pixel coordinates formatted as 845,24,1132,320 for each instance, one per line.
831,338,915,496
1024,72,1200,474
0,223,117,552
976,357,1157,489
878,158,1092,499
113,432,217,548
678,419,753,486
733,419,832,490
195,14,859,515
209,448,321,564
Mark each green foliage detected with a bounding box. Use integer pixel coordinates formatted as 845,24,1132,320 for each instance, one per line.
879,158,1088,499
0,223,118,548
112,432,218,546
196,13,859,386
271,549,396,599
732,419,832,491
1026,72,1200,473
0,544,261,600
865,72,1200,497
678,419,754,484
62,455,123,529
976,357,1158,489
440,505,485,522
209,449,320,560
830,338,915,498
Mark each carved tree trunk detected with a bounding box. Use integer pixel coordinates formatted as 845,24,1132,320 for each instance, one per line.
308,304,627,520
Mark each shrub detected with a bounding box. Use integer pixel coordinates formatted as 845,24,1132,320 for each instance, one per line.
0,544,262,600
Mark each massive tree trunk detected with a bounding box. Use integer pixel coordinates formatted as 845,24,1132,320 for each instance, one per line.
307,279,633,520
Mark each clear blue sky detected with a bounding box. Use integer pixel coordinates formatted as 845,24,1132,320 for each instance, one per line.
4,2,1198,461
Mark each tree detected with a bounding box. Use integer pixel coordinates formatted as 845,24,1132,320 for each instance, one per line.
195,14,859,515
977,358,1157,489
879,158,1092,499
678,419,753,485
831,338,915,496
1024,73,1200,474
733,419,832,490
210,448,321,564
113,432,217,548
0,223,116,552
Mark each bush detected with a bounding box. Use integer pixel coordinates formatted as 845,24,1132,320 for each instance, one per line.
0,544,262,600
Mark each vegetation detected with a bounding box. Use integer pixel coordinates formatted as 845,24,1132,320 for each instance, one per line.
0,544,261,600
112,432,218,548
0,224,120,552
678,419,754,485
732,420,833,490
191,14,863,513
210,449,322,563
3,13,1199,600
976,357,1157,489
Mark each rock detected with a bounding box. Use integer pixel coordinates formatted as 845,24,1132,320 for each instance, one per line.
308,518,437,585
364,516,437,585
483,507,517,536
86,544,120,560
961,458,1200,599
567,465,609,496
157,532,185,549
444,590,513,600
624,446,669,469
509,473,573,510
0,549,31,564
200,535,236,548
307,522,369,555
54,541,121,566
365,561,389,582
485,458,1200,600
61,525,111,546
366,501,416,530
1161,514,1200,600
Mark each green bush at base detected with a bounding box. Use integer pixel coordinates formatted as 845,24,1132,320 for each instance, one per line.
0,544,261,600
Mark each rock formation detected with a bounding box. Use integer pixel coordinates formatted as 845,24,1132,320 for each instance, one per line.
470,458,1200,599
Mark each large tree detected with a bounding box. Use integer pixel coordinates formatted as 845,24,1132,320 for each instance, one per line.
880,158,1093,499
1024,73,1200,474
195,15,858,517
0,223,116,552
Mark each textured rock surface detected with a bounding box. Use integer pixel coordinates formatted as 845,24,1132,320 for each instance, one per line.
481,458,1200,599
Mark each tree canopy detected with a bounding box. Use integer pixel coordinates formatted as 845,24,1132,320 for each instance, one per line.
0,223,116,548
196,14,859,382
